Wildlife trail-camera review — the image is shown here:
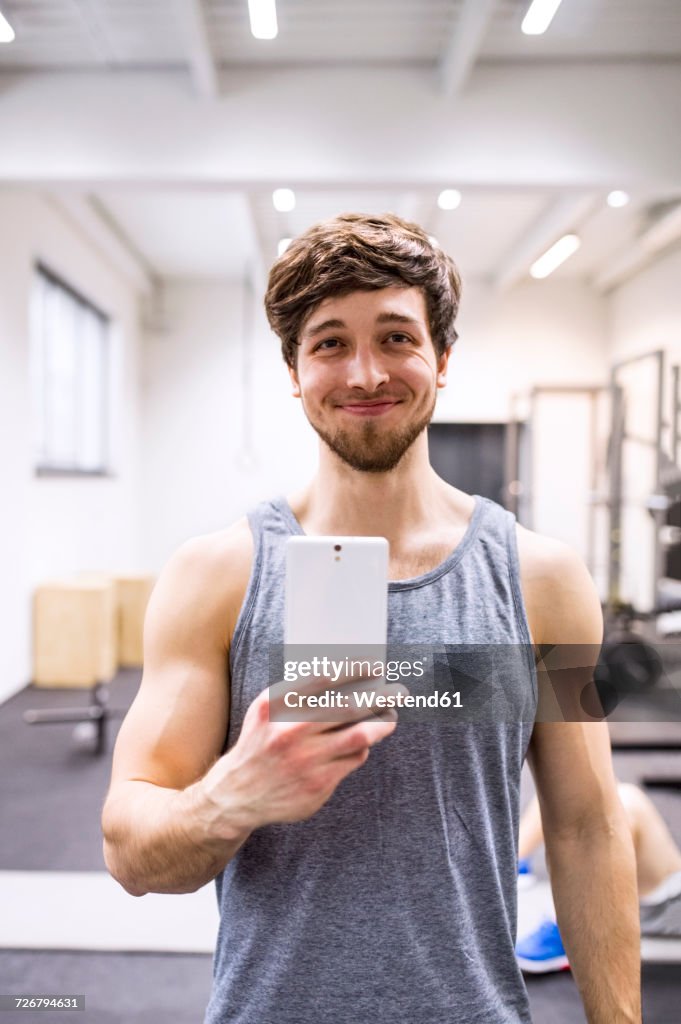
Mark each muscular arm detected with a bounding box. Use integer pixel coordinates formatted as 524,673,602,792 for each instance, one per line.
521,531,641,1024
102,522,254,896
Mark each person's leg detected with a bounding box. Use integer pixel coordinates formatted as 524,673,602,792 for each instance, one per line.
617,782,681,897
519,782,681,894
518,795,544,862
517,781,681,965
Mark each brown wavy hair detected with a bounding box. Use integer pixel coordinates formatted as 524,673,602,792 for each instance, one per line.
264,212,462,367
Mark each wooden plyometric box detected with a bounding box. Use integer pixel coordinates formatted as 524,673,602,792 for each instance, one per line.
33,579,117,687
114,575,155,667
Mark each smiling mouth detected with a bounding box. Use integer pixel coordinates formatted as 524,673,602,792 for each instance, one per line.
337,401,401,416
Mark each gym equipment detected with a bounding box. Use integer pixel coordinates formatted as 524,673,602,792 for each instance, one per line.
598,351,681,782
25,573,153,754
506,361,681,776
606,350,667,614
505,384,608,580
33,579,117,688
23,681,127,756
114,574,155,667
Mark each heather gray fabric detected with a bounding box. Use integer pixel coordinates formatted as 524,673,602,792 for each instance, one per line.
205,494,537,1024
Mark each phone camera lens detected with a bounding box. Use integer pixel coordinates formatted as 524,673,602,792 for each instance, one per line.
334,544,342,552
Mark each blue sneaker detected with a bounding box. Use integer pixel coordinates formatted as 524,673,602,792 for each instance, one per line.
517,858,535,890
515,919,570,974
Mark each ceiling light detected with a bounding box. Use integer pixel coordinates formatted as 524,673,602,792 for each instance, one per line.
248,0,278,40
0,11,15,43
529,234,581,279
437,189,461,211
607,190,630,209
521,0,564,36
277,237,292,257
273,188,295,213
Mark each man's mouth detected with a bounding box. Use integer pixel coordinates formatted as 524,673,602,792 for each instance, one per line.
337,400,401,417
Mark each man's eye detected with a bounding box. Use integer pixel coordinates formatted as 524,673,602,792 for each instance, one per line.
315,338,341,351
387,333,412,344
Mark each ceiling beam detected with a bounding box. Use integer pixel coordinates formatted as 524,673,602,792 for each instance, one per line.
594,200,681,292
69,0,118,65
46,191,155,295
2,64,680,185
175,0,219,99
592,246,648,293
437,0,497,97
493,193,597,291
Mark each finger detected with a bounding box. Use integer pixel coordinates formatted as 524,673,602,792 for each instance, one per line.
327,712,398,759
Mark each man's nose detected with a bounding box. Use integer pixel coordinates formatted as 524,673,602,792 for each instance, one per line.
345,348,390,391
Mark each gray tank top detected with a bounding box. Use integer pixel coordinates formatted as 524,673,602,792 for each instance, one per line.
205,494,537,1024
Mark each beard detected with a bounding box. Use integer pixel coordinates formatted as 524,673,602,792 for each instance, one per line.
303,392,436,473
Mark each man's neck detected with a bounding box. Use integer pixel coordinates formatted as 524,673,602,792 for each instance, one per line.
287,439,471,545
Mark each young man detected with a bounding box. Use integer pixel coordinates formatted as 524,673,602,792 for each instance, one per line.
102,213,641,1023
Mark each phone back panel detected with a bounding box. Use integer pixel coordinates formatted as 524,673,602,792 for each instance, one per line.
285,536,388,646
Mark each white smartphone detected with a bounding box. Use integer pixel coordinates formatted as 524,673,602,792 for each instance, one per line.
284,536,389,646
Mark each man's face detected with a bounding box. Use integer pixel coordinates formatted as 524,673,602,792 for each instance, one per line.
289,286,449,473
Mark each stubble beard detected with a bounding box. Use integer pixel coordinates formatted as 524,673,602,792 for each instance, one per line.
304,392,437,473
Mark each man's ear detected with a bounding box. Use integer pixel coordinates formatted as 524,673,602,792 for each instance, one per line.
436,346,451,389
288,364,301,398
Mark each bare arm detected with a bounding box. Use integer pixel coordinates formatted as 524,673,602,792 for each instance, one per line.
101,523,253,895
522,532,641,1024
102,520,400,897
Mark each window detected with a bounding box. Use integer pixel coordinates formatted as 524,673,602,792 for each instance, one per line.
30,265,110,474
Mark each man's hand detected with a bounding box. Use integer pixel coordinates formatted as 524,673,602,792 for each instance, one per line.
197,676,406,834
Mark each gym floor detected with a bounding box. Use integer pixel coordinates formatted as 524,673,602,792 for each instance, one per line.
1,672,680,1023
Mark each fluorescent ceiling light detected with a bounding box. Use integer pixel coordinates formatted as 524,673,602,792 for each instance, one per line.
529,234,581,279
248,0,278,40
607,190,630,209
521,0,564,36
273,188,295,212
277,237,292,257
0,11,15,43
437,189,461,211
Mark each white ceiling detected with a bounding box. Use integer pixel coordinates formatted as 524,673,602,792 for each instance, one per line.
0,0,680,288
87,184,650,285
96,190,256,278
1,0,680,68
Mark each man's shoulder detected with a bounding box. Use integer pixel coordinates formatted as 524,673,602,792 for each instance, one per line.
514,523,603,645
156,517,254,648
176,516,253,575
514,521,579,578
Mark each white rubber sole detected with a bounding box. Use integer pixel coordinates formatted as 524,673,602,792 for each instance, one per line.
516,953,570,974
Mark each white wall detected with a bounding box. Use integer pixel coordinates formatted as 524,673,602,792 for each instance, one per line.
437,277,608,422
0,190,142,703
139,279,317,570
606,244,681,610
